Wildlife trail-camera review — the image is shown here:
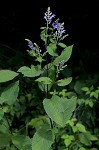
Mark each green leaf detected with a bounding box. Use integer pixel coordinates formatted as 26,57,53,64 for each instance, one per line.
62,97,76,126
64,138,71,147
28,116,46,129
76,123,86,133
47,43,58,56
62,135,75,147
40,29,46,42
53,45,73,65
0,124,8,133
12,135,32,150
58,42,67,48
93,92,98,99
32,123,55,150
0,133,11,148
81,87,89,92
83,132,98,141
0,81,19,105
43,95,76,127
36,56,43,63
0,70,18,83
78,147,86,150
72,126,78,133
35,77,52,84
43,95,64,126
74,80,86,94
38,66,55,92
89,101,94,108
78,133,92,146
57,77,72,86
40,27,46,30
18,65,42,77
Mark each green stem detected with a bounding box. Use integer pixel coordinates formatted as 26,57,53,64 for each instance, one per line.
45,21,49,98
45,21,58,150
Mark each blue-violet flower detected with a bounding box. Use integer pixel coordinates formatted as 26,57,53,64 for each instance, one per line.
44,7,55,24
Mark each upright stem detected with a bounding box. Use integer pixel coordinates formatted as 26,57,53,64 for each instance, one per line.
45,21,49,98
45,21,58,150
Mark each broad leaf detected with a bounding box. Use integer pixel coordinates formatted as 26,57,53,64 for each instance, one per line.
18,65,42,77
74,80,86,94
57,77,72,86
0,81,19,105
62,97,76,124
47,43,58,56
32,123,55,150
0,70,18,83
12,135,32,150
53,45,73,65
78,133,92,146
0,133,11,148
43,95,76,127
43,95,64,126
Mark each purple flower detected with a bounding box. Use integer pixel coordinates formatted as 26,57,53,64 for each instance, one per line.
28,40,34,49
52,21,66,38
44,7,55,24
52,22,61,29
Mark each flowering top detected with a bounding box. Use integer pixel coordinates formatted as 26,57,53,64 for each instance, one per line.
56,60,67,73
44,7,55,24
25,39,42,56
27,40,34,49
52,21,65,39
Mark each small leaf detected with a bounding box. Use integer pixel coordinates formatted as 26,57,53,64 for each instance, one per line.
35,77,52,84
93,92,98,99
58,42,67,48
64,138,71,147
36,56,43,63
40,27,46,29
0,70,18,83
57,77,72,86
76,123,86,133
72,126,78,133
81,87,89,92
89,101,94,108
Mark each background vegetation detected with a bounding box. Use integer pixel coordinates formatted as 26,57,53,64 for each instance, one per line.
0,1,99,149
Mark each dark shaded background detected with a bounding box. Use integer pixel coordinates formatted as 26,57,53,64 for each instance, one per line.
0,0,99,74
